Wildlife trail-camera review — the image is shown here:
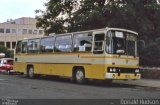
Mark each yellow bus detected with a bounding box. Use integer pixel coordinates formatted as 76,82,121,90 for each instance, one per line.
14,27,140,84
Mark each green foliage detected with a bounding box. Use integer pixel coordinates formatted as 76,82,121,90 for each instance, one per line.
36,0,75,34
0,45,14,58
36,0,160,40
140,38,160,67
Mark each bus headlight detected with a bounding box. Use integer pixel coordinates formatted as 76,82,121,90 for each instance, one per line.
110,68,113,72
113,68,116,72
108,68,117,73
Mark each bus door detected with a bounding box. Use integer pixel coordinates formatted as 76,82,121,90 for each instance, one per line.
93,31,105,54
92,31,106,78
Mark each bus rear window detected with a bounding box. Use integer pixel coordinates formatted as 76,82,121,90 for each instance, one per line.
16,41,22,54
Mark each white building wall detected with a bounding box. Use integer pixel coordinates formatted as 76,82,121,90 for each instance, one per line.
0,17,44,51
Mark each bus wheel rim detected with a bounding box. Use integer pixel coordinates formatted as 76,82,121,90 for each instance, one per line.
29,68,34,77
76,70,84,81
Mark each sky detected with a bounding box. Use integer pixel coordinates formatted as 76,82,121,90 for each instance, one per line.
0,0,47,23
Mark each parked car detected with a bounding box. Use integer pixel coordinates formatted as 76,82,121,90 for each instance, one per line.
0,58,14,75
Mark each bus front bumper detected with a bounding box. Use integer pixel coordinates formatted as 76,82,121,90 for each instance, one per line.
105,73,141,80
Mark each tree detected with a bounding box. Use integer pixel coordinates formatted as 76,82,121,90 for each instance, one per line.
0,45,13,58
69,0,160,41
36,0,160,40
140,38,160,67
36,0,77,34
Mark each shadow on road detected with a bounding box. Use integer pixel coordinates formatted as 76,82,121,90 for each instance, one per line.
16,74,138,88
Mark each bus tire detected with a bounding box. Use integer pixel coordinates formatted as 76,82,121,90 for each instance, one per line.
28,66,35,79
74,68,86,84
7,70,11,75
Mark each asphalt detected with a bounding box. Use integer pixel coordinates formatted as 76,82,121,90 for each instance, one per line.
0,74,160,99
114,79,160,88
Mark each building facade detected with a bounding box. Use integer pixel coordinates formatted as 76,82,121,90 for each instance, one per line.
0,17,44,51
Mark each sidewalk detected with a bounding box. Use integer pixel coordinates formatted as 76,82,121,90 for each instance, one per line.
114,79,160,88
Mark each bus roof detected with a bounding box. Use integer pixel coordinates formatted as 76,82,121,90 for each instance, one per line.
19,27,138,41
52,27,138,36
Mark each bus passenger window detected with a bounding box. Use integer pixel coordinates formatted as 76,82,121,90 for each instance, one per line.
55,35,72,52
16,41,22,54
40,37,54,53
22,41,28,53
79,41,86,51
28,39,40,54
73,33,92,52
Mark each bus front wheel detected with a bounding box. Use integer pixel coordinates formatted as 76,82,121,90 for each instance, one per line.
74,69,86,84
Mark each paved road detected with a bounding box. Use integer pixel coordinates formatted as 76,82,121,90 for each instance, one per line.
0,74,160,99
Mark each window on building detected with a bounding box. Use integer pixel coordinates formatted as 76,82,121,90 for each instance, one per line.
6,29,10,33
12,42,16,49
40,37,54,53
33,30,37,34
18,29,22,34
12,29,16,34
0,42,5,46
22,29,28,34
28,30,32,34
28,38,40,53
55,35,72,52
0,28,4,33
6,42,11,49
39,30,43,34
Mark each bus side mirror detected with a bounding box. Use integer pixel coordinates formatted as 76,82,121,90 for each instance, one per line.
116,50,125,54
116,50,125,56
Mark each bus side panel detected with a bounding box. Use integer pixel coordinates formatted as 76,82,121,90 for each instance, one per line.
14,62,27,74
84,64,105,80
79,54,106,80
30,63,106,80
33,63,73,77
14,54,106,80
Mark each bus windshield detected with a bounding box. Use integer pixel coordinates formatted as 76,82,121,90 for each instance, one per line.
106,30,137,56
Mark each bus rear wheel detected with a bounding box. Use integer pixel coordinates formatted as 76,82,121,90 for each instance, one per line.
28,67,35,78
74,69,86,84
